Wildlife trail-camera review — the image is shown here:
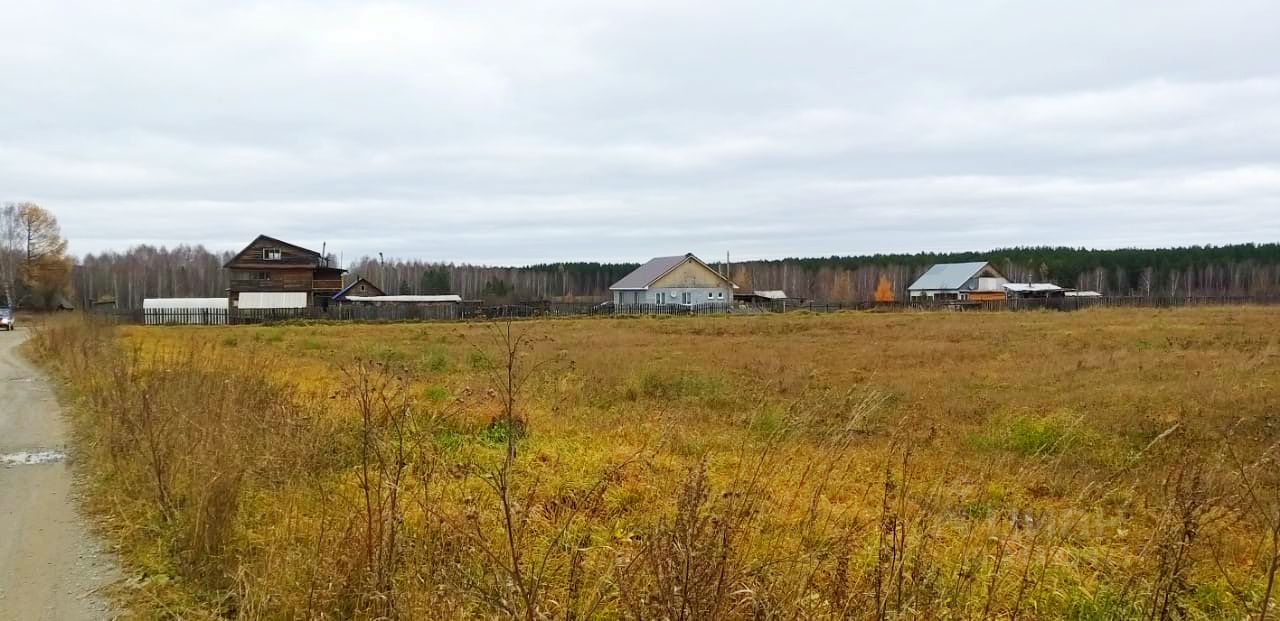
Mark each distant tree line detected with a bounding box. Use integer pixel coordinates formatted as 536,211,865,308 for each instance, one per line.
344,257,639,303
74,245,231,310
725,244,1280,301
74,243,1280,309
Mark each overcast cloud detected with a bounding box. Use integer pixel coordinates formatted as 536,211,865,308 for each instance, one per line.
2,0,1278,263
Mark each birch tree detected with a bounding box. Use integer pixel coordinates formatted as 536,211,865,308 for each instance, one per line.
0,204,21,306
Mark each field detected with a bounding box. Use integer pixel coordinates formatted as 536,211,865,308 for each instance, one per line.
31,308,1280,619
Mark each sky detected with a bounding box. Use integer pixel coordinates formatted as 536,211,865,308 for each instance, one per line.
2,0,1278,265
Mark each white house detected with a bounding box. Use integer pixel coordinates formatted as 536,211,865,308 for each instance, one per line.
610,253,737,306
907,262,1009,301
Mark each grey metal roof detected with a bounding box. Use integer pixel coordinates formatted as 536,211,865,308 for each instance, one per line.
610,255,691,290
1003,283,1065,292
345,295,462,303
907,262,990,291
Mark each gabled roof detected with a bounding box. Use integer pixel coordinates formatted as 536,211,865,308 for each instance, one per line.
223,234,325,268
609,253,737,290
333,277,385,300
907,262,994,291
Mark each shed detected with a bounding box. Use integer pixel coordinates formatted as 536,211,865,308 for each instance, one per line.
733,290,795,304
332,277,386,301
343,295,463,304
1003,283,1071,299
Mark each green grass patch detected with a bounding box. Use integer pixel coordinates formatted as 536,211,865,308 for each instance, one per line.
421,344,451,373
469,350,494,370
422,384,449,403
970,415,1077,457
621,367,731,406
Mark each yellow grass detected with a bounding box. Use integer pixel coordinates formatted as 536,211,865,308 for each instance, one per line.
32,307,1280,619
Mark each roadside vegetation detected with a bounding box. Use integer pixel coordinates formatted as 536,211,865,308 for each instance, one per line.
30,308,1280,619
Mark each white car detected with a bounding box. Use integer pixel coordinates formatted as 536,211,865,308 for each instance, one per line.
0,308,13,331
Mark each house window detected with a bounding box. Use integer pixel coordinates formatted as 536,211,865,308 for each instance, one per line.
717,292,724,299
708,292,714,299
262,248,283,261
682,292,692,305
254,271,270,280
656,292,666,305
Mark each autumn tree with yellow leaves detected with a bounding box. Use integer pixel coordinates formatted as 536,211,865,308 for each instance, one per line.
0,202,72,309
874,273,896,303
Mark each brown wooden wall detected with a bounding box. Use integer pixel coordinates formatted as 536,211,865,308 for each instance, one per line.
226,237,322,270
229,267,315,293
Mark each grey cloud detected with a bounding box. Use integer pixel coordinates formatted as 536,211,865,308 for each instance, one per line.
1,0,1277,263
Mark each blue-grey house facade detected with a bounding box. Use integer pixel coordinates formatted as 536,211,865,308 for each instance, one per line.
610,254,737,306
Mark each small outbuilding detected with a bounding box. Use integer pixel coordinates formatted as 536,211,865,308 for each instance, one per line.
332,277,386,302
734,290,795,304
342,295,463,305
1003,283,1071,299
908,262,1009,301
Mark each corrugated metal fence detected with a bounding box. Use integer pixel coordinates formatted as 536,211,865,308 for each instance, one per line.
111,295,1280,326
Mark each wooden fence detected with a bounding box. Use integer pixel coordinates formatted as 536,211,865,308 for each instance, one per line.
782,295,1280,313
112,295,1280,326
118,302,729,325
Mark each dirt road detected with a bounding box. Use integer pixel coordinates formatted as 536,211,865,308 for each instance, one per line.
0,329,117,620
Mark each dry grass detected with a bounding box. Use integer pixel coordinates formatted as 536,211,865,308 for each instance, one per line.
29,307,1280,619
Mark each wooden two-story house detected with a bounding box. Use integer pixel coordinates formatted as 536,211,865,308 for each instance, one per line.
224,235,346,309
